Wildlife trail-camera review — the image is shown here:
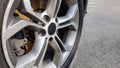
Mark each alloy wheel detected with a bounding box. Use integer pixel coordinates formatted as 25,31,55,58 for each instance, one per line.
2,0,79,68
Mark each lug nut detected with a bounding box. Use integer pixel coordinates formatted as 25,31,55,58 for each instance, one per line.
55,18,58,23
38,30,46,36
44,15,50,22
49,37,53,41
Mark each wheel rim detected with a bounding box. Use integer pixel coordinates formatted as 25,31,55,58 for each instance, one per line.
2,0,79,68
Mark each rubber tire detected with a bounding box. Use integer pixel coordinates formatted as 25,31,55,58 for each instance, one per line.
0,0,9,68
0,0,85,68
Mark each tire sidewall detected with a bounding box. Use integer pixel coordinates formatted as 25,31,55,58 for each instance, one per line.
0,0,9,68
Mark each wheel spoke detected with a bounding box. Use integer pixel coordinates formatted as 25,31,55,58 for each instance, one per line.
58,21,78,31
55,35,73,51
55,35,66,51
57,4,78,24
4,18,44,40
44,0,62,18
34,38,49,68
43,62,57,68
50,37,62,67
18,0,46,24
16,37,48,68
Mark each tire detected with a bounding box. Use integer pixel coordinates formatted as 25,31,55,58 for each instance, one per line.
0,0,9,68
0,0,85,68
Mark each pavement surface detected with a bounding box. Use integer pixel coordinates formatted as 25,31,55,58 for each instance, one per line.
70,0,120,68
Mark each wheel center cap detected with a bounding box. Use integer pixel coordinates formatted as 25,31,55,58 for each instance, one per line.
48,23,56,35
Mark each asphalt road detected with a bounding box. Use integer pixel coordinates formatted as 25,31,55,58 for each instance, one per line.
70,0,120,68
